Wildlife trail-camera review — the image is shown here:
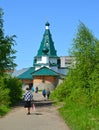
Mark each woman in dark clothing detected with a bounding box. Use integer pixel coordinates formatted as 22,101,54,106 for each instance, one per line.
46,88,50,99
23,87,33,115
35,86,38,93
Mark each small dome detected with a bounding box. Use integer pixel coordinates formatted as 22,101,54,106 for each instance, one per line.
45,22,50,27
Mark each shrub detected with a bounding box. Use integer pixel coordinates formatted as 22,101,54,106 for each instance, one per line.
4,77,22,105
0,77,10,106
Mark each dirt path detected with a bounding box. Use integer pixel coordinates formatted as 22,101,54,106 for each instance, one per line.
0,92,70,130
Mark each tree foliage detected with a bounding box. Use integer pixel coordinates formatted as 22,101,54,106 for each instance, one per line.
0,77,10,106
53,22,99,107
0,76,22,107
0,8,22,108
0,8,17,76
4,76,23,105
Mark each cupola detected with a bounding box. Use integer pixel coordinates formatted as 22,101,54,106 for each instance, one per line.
45,22,50,29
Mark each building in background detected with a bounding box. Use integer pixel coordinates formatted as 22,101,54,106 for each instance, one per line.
13,22,72,90
60,56,73,67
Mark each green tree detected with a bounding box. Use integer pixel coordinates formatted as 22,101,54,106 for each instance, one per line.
0,8,17,76
68,22,99,106
0,77,10,106
88,40,99,106
72,23,98,86
53,22,99,107
4,76,22,105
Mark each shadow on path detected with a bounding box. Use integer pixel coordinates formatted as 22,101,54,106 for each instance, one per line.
33,99,55,107
16,99,56,108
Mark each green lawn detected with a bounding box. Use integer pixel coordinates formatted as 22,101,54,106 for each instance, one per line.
59,101,99,130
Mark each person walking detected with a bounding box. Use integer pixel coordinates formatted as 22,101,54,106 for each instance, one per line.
31,86,35,93
23,87,33,115
42,88,46,100
35,86,38,93
46,88,50,99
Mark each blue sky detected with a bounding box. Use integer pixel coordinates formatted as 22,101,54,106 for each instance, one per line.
0,0,99,70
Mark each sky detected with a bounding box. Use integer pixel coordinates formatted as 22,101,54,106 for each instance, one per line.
0,0,99,70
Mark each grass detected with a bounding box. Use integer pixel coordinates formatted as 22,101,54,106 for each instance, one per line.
0,105,10,116
59,101,99,130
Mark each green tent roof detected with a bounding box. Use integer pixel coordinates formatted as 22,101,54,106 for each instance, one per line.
32,66,59,76
35,22,58,58
17,67,35,79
